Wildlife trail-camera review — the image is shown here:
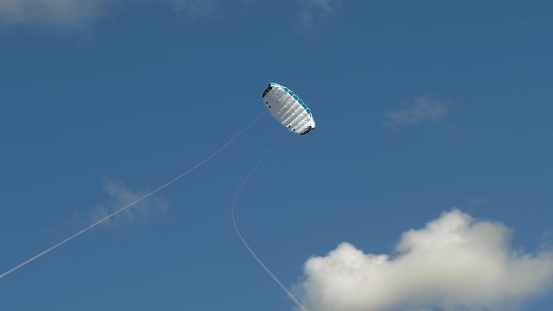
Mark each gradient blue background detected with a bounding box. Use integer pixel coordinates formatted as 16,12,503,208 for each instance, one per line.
1,1,552,310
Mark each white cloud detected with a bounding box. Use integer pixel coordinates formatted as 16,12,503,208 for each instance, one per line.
384,97,447,129
0,0,339,31
0,0,111,29
299,209,553,311
89,181,168,228
0,0,218,30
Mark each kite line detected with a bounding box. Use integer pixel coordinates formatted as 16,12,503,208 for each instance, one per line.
231,131,309,311
0,111,267,279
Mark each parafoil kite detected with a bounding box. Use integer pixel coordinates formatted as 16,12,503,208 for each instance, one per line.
262,82,316,135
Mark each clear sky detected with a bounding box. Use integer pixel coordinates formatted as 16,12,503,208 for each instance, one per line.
1,1,553,311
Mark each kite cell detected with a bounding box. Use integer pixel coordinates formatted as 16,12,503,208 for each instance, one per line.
262,83,316,135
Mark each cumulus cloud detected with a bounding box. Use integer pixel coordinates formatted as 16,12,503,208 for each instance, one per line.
299,209,553,311
0,0,218,30
89,181,168,228
0,0,340,31
384,97,447,129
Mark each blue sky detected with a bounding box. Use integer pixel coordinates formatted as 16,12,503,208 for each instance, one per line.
1,1,553,310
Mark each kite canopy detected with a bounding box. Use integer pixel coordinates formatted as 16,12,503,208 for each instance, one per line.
262,83,316,135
